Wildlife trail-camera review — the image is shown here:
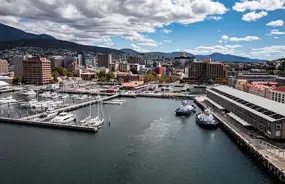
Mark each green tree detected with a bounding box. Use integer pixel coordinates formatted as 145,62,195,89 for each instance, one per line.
67,72,74,77
52,71,59,82
14,75,21,84
109,72,115,79
144,74,154,82
97,71,106,79
222,79,228,85
119,77,124,84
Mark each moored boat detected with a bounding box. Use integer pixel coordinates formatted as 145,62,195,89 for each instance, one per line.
196,109,219,129
175,100,196,116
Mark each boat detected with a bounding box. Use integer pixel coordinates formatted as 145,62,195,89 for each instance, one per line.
35,108,58,122
21,90,37,98
103,100,123,105
60,94,69,99
80,99,104,127
39,91,52,98
0,96,17,104
175,100,196,116
50,112,76,124
196,109,219,129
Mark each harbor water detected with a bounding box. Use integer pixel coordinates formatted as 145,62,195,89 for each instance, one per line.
0,98,280,184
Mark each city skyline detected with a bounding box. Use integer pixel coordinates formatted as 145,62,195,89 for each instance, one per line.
0,0,284,60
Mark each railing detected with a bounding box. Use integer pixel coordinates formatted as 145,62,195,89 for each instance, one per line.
251,139,285,160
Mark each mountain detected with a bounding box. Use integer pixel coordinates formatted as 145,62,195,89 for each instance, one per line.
0,39,123,54
120,48,140,55
0,23,55,42
144,52,194,57
195,53,266,62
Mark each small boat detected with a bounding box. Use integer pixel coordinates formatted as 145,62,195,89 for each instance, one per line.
0,96,17,104
39,91,52,98
103,100,123,105
21,90,37,98
175,100,196,116
196,109,219,129
50,112,76,124
35,108,58,122
60,94,69,99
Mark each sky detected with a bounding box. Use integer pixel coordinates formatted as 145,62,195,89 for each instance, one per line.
0,0,285,60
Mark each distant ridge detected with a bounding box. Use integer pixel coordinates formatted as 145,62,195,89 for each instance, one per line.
0,23,55,42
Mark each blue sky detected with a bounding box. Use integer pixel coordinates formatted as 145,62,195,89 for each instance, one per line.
0,0,285,60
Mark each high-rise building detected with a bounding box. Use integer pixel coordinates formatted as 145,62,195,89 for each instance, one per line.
0,59,9,74
49,56,64,68
13,56,24,77
77,52,85,67
98,54,112,68
23,56,51,85
118,62,129,72
188,59,227,83
63,56,75,68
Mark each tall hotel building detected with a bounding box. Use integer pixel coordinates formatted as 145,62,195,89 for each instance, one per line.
23,57,51,85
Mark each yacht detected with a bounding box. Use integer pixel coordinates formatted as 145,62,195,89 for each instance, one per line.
35,108,58,122
51,112,76,124
21,90,37,98
103,100,123,105
175,100,196,116
196,109,219,129
39,91,52,98
80,100,104,127
0,96,17,104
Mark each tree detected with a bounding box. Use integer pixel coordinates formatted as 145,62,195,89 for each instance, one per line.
52,71,59,82
222,79,228,85
144,74,154,82
109,72,115,79
97,71,106,78
119,77,124,84
67,72,74,77
14,75,21,84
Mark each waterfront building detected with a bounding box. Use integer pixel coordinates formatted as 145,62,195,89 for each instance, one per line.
118,62,129,72
276,77,285,86
207,86,285,139
23,56,51,85
267,87,285,104
230,74,277,87
98,54,112,68
188,59,227,83
0,59,9,75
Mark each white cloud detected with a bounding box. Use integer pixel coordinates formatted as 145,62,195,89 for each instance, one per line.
221,35,229,40
233,0,285,12
274,36,279,39
0,0,227,45
266,20,284,27
221,35,260,42
207,16,223,21
162,29,172,34
186,45,242,55
242,11,268,22
251,45,285,57
218,40,223,43
269,29,285,35
137,42,158,47
130,44,149,52
163,40,172,43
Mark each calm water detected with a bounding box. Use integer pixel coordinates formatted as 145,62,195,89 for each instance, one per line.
0,98,279,184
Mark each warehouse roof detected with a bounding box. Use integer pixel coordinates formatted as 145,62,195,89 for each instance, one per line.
209,85,285,121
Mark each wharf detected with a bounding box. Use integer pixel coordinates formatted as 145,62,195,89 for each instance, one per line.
194,97,285,182
58,90,116,96
0,117,97,132
137,93,198,99
0,88,21,94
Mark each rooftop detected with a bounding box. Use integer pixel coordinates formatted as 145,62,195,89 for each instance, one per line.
209,85,285,121
273,87,285,93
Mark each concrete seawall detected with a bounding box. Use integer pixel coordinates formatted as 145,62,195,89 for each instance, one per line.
194,99,285,182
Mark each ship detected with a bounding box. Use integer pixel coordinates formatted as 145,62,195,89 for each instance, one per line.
175,100,196,116
196,109,219,129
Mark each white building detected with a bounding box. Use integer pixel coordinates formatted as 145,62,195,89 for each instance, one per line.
269,87,285,104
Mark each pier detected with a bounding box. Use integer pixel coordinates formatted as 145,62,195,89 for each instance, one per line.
194,97,285,182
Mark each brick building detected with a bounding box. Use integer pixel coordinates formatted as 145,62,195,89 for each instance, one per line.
0,59,9,74
23,57,51,85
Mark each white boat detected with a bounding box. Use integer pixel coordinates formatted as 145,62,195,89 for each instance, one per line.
103,100,123,105
35,110,58,122
21,90,37,98
60,94,69,99
0,96,17,104
80,99,104,127
39,91,52,98
50,112,76,124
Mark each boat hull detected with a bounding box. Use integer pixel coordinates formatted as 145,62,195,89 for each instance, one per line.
175,109,196,116
196,118,219,129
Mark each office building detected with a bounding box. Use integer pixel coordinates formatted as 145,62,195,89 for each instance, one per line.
98,54,112,68
174,52,195,68
0,59,9,74
49,56,64,68
188,59,227,83
63,56,75,68
77,52,85,67
207,86,285,139
12,56,24,77
127,56,146,65
267,87,285,104
118,62,129,72
23,57,51,85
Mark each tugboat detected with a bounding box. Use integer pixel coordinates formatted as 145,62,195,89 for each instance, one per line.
196,109,219,129
175,100,196,116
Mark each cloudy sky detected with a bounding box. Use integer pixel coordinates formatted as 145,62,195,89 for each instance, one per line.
0,0,285,60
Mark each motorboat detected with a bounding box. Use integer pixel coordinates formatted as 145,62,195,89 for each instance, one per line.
35,109,58,122
39,91,52,98
60,94,69,99
50,112,76,124
175,100,196,116
103,100,123,105
196,109,219,129
0,96,17,104
21,90,37,98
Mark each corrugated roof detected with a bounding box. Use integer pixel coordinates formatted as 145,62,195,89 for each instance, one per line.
212,85,285,117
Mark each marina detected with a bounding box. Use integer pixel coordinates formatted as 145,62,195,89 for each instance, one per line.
0,97,278,184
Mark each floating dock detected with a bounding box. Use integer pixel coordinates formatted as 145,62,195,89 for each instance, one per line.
194,97,285,182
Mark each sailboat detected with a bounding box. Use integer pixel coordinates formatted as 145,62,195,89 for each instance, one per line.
80,96,104,128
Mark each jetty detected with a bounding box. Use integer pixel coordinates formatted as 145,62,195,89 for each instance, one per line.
194,96,285,182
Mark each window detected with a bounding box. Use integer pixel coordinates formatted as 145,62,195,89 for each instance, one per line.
276,124,282,130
